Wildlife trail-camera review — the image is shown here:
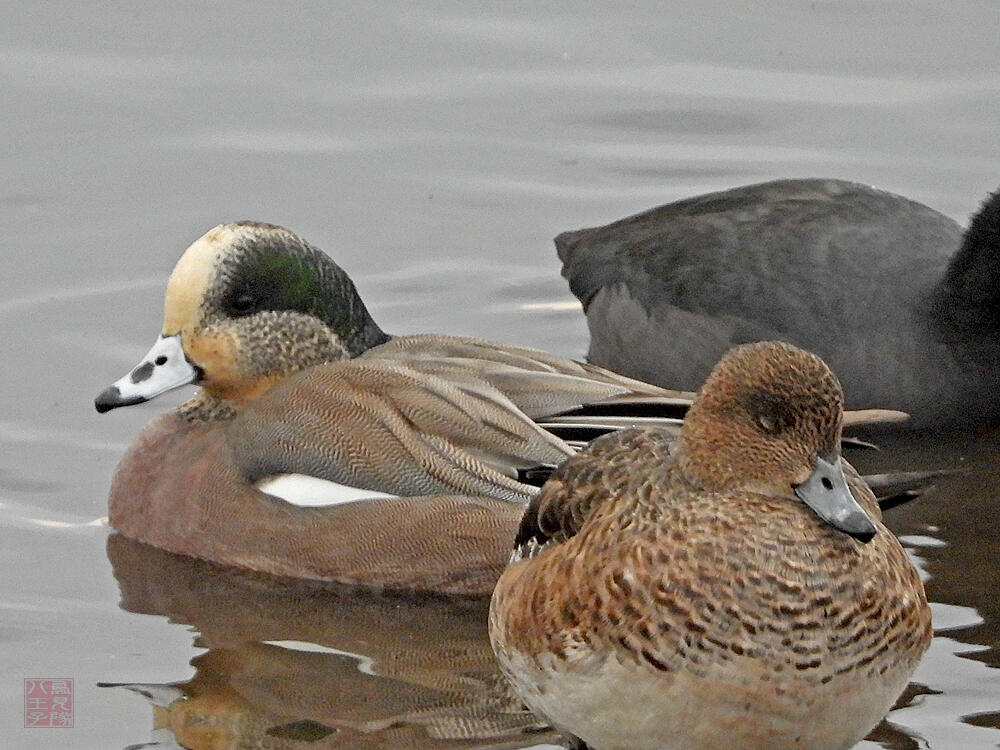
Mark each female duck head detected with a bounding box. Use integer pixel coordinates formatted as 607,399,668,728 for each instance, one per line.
95,222,389,412
678,340,876,542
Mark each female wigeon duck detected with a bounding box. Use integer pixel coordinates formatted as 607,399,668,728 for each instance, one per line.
95,224,915,596
489,341,932,750
556,179,1000,426
94,222,700,595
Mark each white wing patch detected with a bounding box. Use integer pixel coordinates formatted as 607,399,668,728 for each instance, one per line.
263,640,378,675
256,474,398,507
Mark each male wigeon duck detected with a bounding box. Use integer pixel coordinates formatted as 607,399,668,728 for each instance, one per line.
489,341,932,750
94,224,916,596
94,222,702,595
556,178,1000,426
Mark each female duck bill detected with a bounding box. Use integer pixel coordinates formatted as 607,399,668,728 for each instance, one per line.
794,451,877,542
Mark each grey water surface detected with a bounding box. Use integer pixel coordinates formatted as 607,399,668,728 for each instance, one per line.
2,1,999,748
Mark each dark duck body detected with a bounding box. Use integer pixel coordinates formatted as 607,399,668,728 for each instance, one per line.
556,178,1000,426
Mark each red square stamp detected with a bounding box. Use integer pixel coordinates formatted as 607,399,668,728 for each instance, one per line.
24,678,73,728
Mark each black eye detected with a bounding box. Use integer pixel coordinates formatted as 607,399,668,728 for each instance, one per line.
230,292,257,314
751,403,794,435
745,389,797,436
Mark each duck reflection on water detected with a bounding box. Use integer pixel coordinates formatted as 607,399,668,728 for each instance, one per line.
101,534,559,750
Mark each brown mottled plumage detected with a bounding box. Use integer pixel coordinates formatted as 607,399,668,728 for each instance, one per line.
490,342,931,750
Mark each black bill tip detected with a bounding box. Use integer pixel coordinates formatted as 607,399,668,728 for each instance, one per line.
95,385,147,414
847,526,876,544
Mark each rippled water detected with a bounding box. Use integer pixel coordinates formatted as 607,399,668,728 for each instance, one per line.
3,2,998,748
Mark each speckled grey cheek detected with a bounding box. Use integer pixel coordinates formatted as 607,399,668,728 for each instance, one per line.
226,310,351,379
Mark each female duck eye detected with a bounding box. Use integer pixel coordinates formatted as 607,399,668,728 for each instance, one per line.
756,415,779,434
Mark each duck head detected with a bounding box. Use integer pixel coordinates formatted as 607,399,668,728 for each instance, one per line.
677,340,877,542
933,187,1000,334
95,222,388,412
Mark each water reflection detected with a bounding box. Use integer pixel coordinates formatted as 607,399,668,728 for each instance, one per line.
103,535,558,749
3,0,998,745
103,519,997,750
851,431,1000,749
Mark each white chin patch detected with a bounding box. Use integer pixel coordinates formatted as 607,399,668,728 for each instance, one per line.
256,474,399,507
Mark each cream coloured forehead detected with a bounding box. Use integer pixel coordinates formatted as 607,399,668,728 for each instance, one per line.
162,224,246,334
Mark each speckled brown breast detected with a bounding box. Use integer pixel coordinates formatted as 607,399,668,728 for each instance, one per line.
490,429,931,750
